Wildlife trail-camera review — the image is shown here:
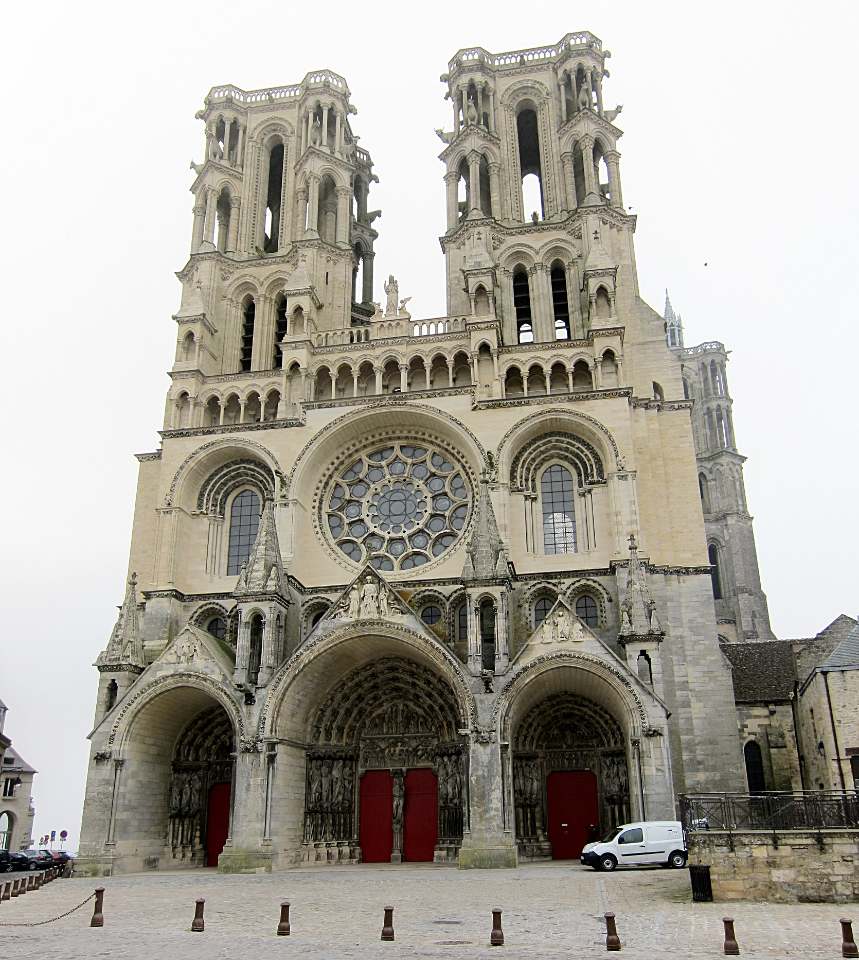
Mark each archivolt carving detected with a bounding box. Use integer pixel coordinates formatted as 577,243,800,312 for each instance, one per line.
196,458,275,514
257,620,476,740
495,407,620,470
165,438,284,507
492,651,651,736
510,431,605,490
107,672,246,750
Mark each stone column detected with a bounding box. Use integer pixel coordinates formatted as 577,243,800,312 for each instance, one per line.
467,600,481,675
592,356,602,389
352,370,360,396
335,186,350,245
191,202,206,253
329,369,337,398
488,162,501,218
237,124,246,167
321,104,329,150
446,359,455,387
227,196,240,253
567,367,574,393
224,119,233,163
305,108,313,153
238,399,247,424
530,264,553,343
477,84,484,124
487,88,496,133
595,74,604,116
294,187,308,241
334,110,342,156
217,749,273,873
605,150,624,208
560,152,575,211
258,612,275,687
203,187,217,244
467,152,481,214
252,295,270,372
399,364,408,392
234,614,250,685
307,175,320,235
374,365,383,394
362,251,375,304
558,76,567,124
445,172,459,229
580,136,597,201
495,593,510,672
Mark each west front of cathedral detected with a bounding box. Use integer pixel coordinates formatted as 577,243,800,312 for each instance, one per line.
78,32,794,874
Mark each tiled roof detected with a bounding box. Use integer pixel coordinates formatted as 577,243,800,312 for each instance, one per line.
720,640,797,702
820,622,859,671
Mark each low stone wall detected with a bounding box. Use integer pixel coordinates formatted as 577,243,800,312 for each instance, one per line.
687,829,859,902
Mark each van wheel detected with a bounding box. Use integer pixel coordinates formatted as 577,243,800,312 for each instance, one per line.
668,851,687,868
598,854,617,872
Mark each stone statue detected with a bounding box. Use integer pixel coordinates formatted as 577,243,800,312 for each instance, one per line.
604,105,623,124
347,582,361,619
449,757,462,803
434,128,454,144
310,115,322,146
620,597,633,632
309,759,323,807
437,756,450,805
360,577,379,618
645,598,661,633
332,759,344,806
577,84,591,112
465,97,478,126
384,275,399,317
321,759,332,807
553,608,572,642
392,775,404,825
379,588,389,619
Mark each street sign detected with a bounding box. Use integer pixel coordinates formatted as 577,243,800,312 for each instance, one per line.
60,830,68,840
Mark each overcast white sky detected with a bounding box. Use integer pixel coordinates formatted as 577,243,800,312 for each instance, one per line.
1,0,856,848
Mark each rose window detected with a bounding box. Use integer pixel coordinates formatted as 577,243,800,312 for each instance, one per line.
324,442,472,571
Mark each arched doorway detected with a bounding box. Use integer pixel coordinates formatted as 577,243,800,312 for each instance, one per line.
744,740,766,794
302,656,465,864
169,705,234,867
512,692,630,860
113,685,237,870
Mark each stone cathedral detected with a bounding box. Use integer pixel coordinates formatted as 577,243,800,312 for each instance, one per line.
78,31,782,875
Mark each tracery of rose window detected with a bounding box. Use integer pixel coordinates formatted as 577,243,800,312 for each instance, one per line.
323,442,472,571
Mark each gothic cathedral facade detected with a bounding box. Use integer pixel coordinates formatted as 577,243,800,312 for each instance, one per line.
78,32,773,874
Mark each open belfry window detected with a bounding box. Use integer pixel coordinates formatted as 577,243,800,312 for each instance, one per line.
240,298,255,372
513,268,533,343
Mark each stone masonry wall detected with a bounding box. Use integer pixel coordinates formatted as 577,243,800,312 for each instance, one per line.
687,830,859,903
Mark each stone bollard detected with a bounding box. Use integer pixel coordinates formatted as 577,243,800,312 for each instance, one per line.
605,912,621,952
381,905,395,941
2,880,10,901
191,898,205,933
11,879,21,898
277,900,291,936
91,887,105,927
34,872,41,890
490,907,504,946
27,874,36,892
842,919,859,959
722,917,739,955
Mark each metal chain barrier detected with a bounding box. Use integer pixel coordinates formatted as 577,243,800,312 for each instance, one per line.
0,891,96,927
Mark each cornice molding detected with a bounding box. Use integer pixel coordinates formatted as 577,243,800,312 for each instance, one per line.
160,419,302,440
476,388,631,409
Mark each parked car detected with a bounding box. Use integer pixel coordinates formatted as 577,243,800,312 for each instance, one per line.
47,850,72,865
0,850,29,872
23,850,54,871
580,821,687,871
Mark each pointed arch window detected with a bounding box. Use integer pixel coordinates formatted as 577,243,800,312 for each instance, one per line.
533,596,552,628
240,299,255,372
479,598,496,671
541,464,577,554
708,542,723,600
273,295,288,368
550,262,571,339
227,489,261,575
575,594,598,627
456,601,468,642
0,812,10,850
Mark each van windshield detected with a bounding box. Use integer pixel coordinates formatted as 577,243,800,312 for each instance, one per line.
601,828,621,843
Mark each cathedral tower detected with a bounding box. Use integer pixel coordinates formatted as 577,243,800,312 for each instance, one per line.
79,33,752,878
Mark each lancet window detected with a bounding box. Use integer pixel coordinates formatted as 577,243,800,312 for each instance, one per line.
541,465,577,554
227,489,261,575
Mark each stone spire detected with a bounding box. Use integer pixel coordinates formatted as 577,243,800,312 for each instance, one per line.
234,498,285,596
618,535,663,638
462,480,508,580
97,573,145,669
664,288,684,348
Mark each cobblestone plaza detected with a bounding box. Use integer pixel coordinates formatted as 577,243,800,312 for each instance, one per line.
3,864,856,958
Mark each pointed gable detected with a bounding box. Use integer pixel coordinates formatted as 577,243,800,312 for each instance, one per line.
462,479,508,580
234,498,286,597
96,573,145,670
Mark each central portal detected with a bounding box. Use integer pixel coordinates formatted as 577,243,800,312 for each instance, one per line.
302,656,465,864
358,767,439,862
546,770,598,859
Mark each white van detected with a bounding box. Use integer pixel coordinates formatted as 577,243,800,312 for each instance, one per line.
580,821,686,871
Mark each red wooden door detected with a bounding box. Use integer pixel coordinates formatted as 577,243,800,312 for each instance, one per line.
546,770,598,860
359,770,393,863
206,782,231,867
403,768,438,862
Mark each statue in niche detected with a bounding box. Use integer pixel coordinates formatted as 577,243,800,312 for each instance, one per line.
620,597,634,632
384,275,399,317
437,756,450,805
321,759,332,807
346,581,361,619
310,115,322,146
449,756,462,804
645,598,661,633
359,577,379,618
379,587,390,619
578,83,591,112
465,97,478,126
309,758,323,808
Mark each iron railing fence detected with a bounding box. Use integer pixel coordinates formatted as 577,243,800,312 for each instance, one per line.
679,791,859,832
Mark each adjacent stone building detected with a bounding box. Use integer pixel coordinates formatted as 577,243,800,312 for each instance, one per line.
0,701,37,852
76,31,846,876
